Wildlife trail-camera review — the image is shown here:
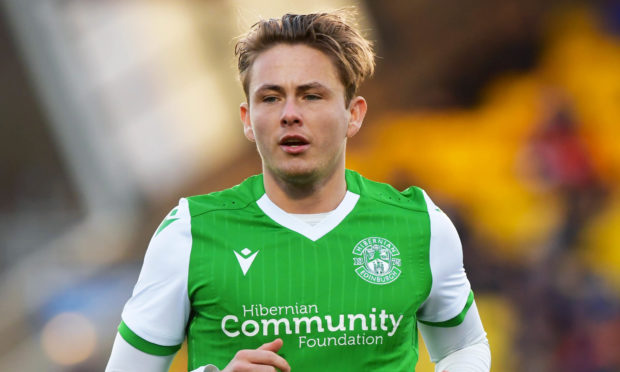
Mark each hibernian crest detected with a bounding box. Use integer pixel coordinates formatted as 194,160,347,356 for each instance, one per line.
353,237,402,285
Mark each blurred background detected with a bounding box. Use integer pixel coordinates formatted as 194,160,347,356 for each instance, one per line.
1,0,619,370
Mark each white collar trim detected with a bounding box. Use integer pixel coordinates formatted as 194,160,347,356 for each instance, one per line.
256,191,360,241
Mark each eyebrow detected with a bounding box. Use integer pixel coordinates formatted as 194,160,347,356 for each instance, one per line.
254,82,328,96
255,84,285,95
296,82,327,93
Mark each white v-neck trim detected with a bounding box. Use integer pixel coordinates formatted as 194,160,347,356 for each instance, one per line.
256,191,360,241
291,212,332,226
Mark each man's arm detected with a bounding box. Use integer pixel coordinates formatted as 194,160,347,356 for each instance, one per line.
417,190,491,372
106,200,191,368
419,301,491,372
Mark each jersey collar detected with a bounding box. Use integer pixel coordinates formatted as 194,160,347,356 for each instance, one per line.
256,191,360,241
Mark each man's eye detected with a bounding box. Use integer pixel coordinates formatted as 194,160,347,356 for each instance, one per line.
262,96,278,103
304,94,321,100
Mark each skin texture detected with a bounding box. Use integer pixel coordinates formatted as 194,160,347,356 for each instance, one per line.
240,43,367,214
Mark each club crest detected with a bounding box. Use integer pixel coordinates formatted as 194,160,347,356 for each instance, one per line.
352,237,402,285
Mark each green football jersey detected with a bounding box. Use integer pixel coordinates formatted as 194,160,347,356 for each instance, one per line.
119,170,474,371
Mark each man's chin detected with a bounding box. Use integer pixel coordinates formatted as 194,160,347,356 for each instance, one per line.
267,162,322,185
266,156,341,187
276,167,318,185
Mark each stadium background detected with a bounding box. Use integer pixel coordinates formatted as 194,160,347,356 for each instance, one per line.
1,0,619,370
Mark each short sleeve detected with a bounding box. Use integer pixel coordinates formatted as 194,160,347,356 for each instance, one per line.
417,191,473,326
119,198,192,355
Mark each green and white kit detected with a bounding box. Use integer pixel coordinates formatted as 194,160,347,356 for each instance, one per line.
119,170,474,371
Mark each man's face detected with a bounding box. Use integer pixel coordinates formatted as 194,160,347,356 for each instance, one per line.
240,43,366,185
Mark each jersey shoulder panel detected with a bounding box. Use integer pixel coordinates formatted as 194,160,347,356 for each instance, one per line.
121,198,192,350
345,169,428,212
186,174,264,217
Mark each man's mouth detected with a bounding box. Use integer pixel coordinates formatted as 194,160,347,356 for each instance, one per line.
279,135,310,154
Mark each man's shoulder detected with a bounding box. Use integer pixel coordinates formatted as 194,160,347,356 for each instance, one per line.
185,174,264,217
346,169,428,213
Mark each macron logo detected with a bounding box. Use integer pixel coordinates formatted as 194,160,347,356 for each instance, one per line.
234,248,259,276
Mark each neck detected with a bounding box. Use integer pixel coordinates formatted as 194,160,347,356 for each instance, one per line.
263,166,347,214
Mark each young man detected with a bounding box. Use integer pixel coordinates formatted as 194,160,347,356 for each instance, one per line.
106,10,491,372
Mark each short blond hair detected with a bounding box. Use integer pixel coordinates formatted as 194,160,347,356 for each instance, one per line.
235,10,375,105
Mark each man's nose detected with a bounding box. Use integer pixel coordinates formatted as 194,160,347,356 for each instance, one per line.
280,99,302,126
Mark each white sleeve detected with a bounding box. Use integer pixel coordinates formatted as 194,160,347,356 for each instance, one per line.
434,340,491,372
105,333,218,372
105,333,174,372
119,198,192,351
417,190,472,325
419,301,489,364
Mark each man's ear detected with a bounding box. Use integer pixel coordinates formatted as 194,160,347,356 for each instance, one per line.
240,102,255,142
346,96,367,138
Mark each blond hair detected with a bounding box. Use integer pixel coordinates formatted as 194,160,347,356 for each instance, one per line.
235,10,375,105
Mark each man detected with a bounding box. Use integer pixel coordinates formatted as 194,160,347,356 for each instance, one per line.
106,10,491,372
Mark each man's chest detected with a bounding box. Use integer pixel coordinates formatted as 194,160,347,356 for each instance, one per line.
187,212,432,326
184,209,432,370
